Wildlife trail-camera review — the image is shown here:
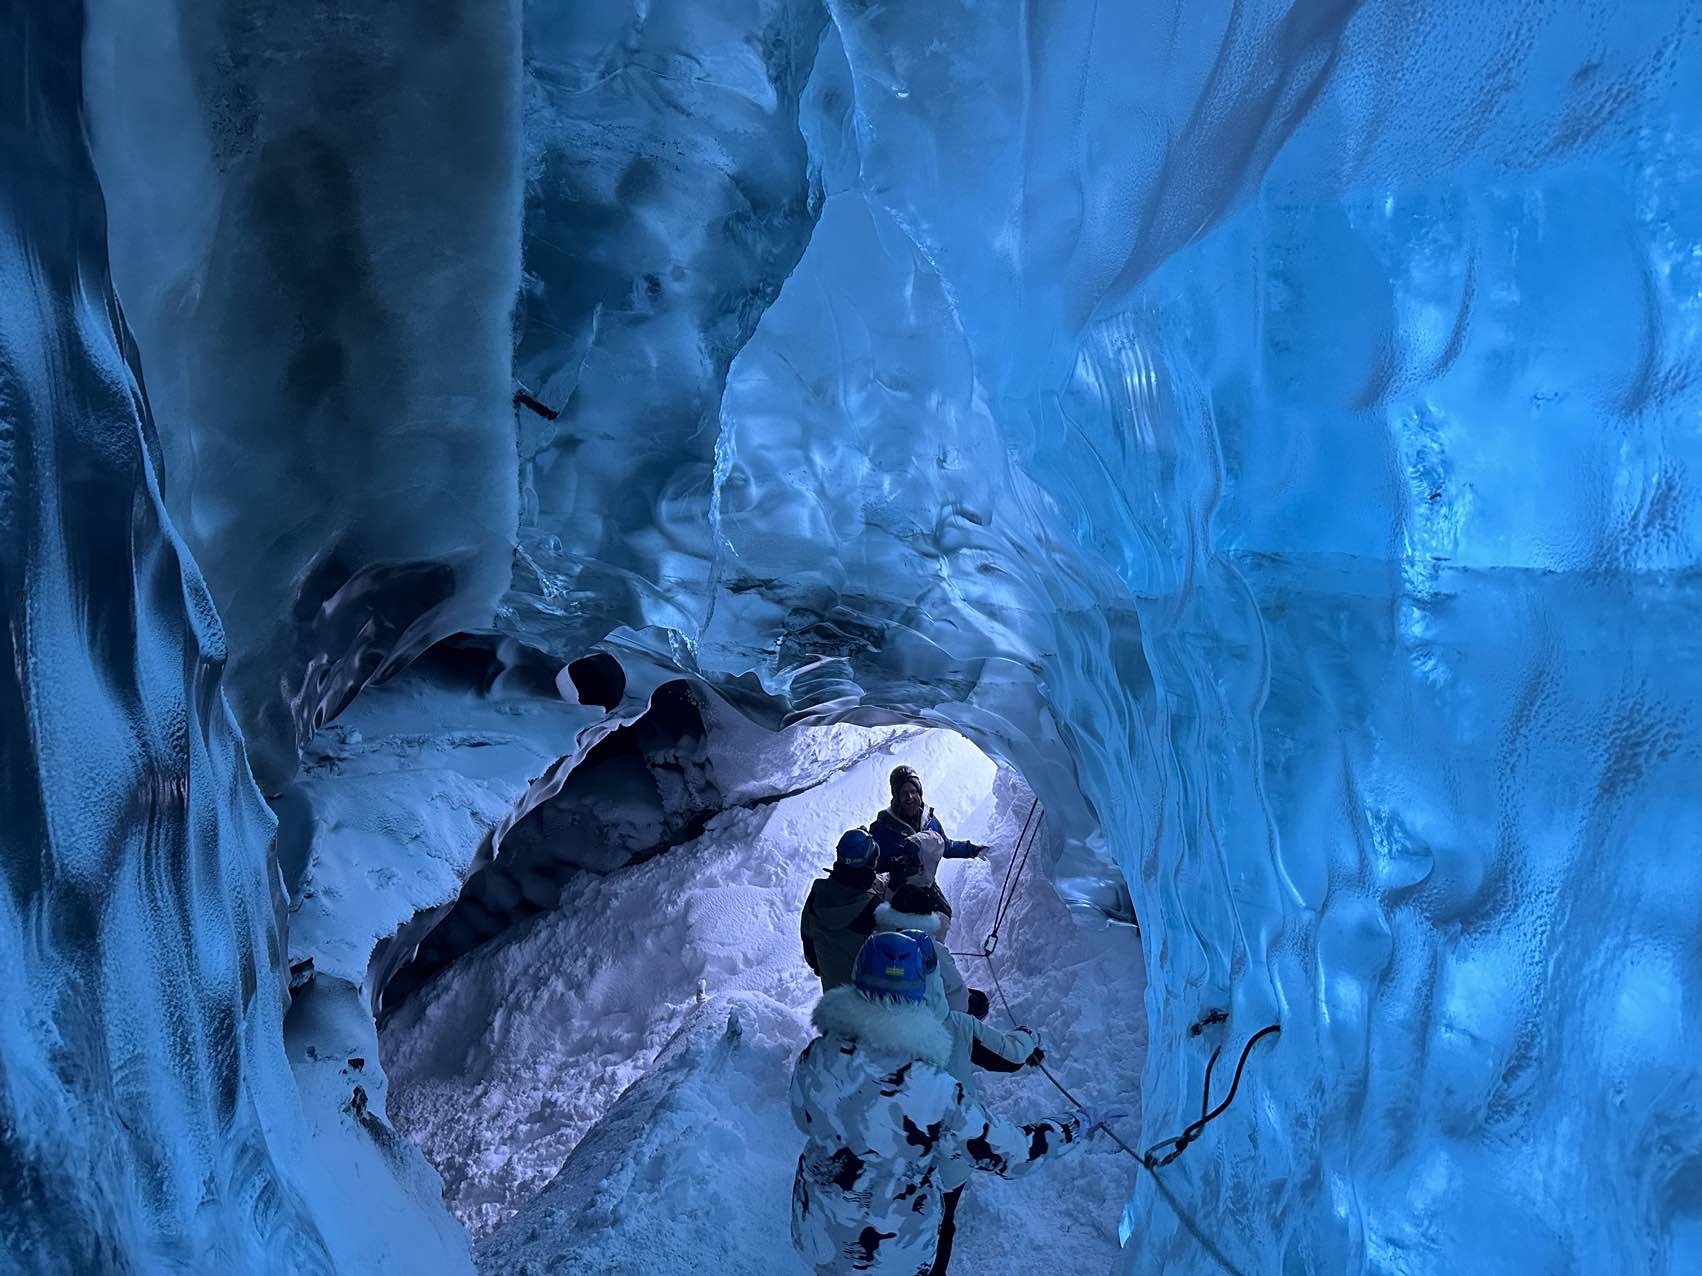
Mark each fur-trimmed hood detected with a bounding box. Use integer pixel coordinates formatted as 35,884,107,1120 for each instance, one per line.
812,985,952,1069
873,902,942,936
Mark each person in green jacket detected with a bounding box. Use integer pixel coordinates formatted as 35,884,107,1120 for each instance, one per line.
800,828,886,992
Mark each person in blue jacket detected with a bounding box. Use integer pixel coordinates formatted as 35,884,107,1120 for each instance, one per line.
869,765,987,890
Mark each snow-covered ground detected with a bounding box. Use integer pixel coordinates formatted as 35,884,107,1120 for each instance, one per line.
381,728,1147,1273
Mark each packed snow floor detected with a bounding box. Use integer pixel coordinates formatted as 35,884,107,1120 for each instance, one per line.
381,729,1148,1273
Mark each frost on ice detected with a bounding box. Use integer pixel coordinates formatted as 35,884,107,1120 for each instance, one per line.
3,1,1700,1274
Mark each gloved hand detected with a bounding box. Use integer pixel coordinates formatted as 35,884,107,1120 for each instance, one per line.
1007,1028,1045,1067
966,988,991,1020
968,842,991,859
1071,1107,1131,1139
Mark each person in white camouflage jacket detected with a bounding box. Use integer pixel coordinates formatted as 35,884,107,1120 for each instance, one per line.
789,931,1086,1274
897,925,1047,1273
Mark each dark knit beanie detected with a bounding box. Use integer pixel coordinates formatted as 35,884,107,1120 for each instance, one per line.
889,765,921,794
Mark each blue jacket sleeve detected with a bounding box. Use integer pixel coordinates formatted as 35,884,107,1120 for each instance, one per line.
928,814,980,860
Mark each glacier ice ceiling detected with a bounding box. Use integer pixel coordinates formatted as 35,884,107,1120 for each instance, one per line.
3,0,1700,1272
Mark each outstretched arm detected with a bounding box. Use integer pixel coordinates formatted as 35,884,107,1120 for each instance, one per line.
928,813,986,860
941,1085,1083,1179
969,1038,1025,1074
967,1020,1040,1074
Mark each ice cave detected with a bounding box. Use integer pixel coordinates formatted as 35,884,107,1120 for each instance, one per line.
2,1,1699,1273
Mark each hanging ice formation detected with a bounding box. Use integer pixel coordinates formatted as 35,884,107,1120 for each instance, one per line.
2,0,1699,1272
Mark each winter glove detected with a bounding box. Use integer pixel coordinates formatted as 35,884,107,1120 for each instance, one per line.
1072,1107,1131,1139
969,842,991,859
966,988,991,1020
1007,1028,1044,1067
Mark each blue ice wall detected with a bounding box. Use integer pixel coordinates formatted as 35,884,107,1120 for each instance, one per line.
84,0,524,787
6,0,1697,1270
503,0,826,653
1116,121,1702,1276
792,2,1702,1270
493,8,1702,1265
0,7,331,1268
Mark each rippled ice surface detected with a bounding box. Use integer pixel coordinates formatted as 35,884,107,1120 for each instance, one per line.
3,1,1699,1273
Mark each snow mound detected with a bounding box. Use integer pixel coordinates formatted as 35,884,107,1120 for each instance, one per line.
477,994,809,1276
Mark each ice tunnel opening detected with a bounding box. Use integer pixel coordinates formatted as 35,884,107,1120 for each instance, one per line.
375,677,721,1017
8,0,1697,1270
359,675,1147,1267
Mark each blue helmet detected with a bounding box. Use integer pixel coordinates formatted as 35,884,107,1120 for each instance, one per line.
835,827,878,871
852,932,928,1004
899,928,938,975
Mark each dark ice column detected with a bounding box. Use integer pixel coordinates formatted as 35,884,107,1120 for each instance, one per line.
84,0,525,787
0,4,332,1269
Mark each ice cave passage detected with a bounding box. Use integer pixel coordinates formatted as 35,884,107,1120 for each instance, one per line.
3,1,1701,1275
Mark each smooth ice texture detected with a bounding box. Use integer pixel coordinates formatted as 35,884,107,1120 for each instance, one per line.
0,10,468,1272
0,17,318,1265
83,0,525,786
5,0,1701,1273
